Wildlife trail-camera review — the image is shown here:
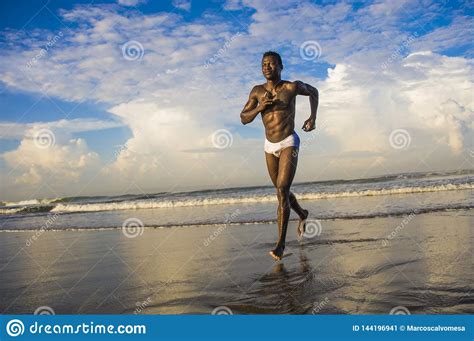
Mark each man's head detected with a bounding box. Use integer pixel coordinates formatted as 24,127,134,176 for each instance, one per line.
262,51,283,80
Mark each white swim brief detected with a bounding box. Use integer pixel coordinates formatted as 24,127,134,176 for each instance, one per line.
264,132,300,158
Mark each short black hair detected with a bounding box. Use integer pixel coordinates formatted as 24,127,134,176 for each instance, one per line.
262,51,283,68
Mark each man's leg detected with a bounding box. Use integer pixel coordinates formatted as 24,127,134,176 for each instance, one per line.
265,152,307,220
270,147,299,260
289,192,309,237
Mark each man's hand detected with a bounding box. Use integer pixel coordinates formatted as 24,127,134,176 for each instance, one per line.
258,98,274,112
302,117,316,132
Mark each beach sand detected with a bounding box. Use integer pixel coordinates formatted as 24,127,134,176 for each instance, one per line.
1,209,472,314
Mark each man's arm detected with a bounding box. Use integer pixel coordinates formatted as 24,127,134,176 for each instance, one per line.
294,80,319,131
240,86,273,125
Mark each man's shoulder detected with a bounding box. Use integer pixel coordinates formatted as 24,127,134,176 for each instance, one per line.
250,84,265,94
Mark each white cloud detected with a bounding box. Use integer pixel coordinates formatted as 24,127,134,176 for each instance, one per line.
117,0,146,6
172,0,191,12
3,135,100,186
0,118,124,140
0,0,472,199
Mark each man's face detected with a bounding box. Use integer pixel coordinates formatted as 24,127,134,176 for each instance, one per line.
261,55,282,80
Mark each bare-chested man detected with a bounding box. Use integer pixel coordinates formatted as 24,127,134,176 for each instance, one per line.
240,51,319,261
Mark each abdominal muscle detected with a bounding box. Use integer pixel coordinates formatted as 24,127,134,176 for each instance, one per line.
262,110,295,142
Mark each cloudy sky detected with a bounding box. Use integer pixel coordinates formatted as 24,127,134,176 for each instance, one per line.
0,0,472,201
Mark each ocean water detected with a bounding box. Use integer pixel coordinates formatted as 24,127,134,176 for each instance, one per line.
0,169,472,231
0,169,472,314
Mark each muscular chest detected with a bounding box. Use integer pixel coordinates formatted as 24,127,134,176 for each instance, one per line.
260,90,295,112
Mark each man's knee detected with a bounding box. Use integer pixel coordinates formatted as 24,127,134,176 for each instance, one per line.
276,186,290,202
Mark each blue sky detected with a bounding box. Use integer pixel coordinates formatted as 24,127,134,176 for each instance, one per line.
0,0,473,201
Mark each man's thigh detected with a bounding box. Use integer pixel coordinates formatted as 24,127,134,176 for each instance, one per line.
265,152,279,187
276,147,298,188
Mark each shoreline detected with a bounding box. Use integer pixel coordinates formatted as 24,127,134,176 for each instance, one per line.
1,210,472,314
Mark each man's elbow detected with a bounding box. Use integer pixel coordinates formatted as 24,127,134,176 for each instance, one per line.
312,87,319,98
240,114,248,125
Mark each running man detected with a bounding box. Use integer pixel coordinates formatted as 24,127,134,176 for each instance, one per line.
240,51,319,261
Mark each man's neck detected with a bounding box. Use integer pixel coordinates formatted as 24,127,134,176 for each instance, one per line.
266,78,282,88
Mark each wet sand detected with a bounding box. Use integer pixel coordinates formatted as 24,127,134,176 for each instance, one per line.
0,210,472,314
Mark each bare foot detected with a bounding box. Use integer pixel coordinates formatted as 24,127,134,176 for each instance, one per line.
269,245,285,261
297,209,309,238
